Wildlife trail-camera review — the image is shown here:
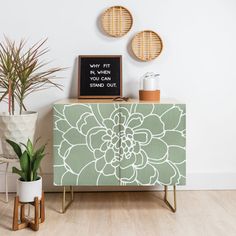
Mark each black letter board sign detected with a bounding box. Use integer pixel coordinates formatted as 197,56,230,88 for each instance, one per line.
78,55,122,98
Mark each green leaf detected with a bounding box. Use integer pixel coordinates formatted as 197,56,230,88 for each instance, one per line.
20,142,28,150
33,144,46,160
20,139,33,159
12,167,27,181
27,139,33,155
6,139,22,158
33,171,38,181
19,151,30,173
32,154,44,175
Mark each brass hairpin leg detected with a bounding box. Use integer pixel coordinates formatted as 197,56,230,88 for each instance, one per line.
61,186,74,213
164,185,177,213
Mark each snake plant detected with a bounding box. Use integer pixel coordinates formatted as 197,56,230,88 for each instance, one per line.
6,139,45,181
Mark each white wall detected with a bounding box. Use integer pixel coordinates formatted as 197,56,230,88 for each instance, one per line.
1,0,236,191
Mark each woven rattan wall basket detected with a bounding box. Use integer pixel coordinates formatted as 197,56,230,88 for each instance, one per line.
102,6,133,37
131,30,163,61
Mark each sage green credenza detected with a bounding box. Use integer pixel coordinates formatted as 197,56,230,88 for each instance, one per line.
53,99,186,212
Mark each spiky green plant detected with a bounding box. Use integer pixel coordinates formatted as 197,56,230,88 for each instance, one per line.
6,139,46,181
0,37,63,115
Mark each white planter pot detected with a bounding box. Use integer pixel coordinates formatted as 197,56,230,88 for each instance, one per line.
17,176,42,202
0,111,38,158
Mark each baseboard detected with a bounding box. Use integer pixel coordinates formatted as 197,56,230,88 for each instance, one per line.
0,172,236,193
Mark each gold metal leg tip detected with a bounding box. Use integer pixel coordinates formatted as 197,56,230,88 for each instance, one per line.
164,185,177,213
61,186,74,214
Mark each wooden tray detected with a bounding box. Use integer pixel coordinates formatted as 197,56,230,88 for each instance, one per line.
132,30,163,61
102,6,133,37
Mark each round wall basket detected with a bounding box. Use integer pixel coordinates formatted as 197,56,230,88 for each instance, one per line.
102,6,133,37
131,30,163,61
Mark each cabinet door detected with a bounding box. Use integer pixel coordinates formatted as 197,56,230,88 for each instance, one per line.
53,103,120,186
119,104,186,186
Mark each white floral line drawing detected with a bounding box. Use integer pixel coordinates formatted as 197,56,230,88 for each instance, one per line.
53,103,186,186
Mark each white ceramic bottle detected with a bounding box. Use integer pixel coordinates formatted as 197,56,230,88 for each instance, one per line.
141,72,160,91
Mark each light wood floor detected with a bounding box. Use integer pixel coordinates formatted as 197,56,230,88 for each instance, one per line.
1,191,236,236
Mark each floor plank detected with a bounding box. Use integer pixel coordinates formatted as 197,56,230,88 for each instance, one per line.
0,191,236,236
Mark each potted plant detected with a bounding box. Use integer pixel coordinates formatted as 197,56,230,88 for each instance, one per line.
0,37,63,158
6,139,45,202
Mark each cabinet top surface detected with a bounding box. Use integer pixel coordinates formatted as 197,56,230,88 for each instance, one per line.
55,98,184,104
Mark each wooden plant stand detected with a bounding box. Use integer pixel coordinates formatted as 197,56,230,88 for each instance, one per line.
12,192,45,231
